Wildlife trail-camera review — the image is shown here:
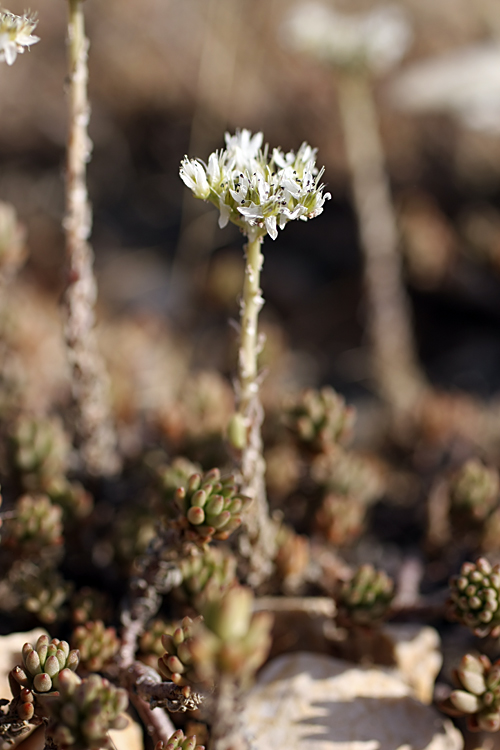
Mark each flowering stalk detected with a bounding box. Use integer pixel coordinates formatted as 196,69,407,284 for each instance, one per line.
64,0,120,476
337,69,424,415
283,3,424,418
236,233,271,573
180,130,330,583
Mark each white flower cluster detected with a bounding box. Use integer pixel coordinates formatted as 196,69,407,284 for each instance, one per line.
180,130,331,241
0,8,39,66
281,3,411,75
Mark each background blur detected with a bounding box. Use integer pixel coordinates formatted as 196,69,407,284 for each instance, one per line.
2,0,500,401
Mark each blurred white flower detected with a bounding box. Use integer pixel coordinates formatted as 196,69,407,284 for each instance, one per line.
389,43,500,134
0,9,39,66
179,129,331,241
281,2,411,74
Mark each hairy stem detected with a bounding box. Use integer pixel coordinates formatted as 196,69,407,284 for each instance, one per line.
236,233,275,585
64,0,120,476
337,70,425,417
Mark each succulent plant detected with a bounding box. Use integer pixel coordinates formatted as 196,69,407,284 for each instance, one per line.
159,457,202,504
71,621,120,672
171,468,252,544
285,386,355,452
441,653,500,731
450,459,499,524
177,546,237,607
11,415,69,492
448,558,500,637
155,729,205,750
139,618,175,667
336,564,395,627
158,616,207,688
15,564,73,624
159,588,273,690
9,635,79,696
4,494,63,555
43,670,128,750
311,446,385,506
191,586,273,688
314,492,365,546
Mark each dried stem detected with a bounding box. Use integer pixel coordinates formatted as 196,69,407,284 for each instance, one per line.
127,691,176,747
337,70,425,418
118,527,185,669
63,0,120,476
236,233,276,586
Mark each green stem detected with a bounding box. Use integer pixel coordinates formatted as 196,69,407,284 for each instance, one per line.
234,232,275,585
64,0,120,476
238,234,264,418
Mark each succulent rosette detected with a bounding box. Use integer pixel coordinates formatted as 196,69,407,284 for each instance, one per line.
171,468,251,544
448,558,500,637
337,564,394,627
442,653,500,732
9,635,79,696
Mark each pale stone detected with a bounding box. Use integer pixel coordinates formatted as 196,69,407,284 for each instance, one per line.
244,652,463,750
383,624,443,704
109,715,144,750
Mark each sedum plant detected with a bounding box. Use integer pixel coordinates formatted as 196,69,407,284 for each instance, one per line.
441,653,500,732
71,621,121,672
285,386,355,453
450,458,500,525
448,557,500,637
156,729,205,750
43,671,128,750
9,635,79,696
170,468,252,546
181,129,330,583
336,564,395,627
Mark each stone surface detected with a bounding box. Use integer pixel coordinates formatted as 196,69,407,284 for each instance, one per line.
243,652,463,750
384,624,443,704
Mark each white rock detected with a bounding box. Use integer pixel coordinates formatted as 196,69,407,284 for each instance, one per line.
244,652,462,750
109,715,144,750
383,624,443,704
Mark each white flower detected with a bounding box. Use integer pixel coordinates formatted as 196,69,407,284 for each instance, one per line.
281,2,411,75
225,129,263,169
0,9,39,66
179,157,211,200
179,129,330,241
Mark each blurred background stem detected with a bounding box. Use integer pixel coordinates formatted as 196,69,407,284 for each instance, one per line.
337,69,426,418
64,0,120,476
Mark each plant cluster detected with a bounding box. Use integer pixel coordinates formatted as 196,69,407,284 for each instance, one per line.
4,2,500,750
